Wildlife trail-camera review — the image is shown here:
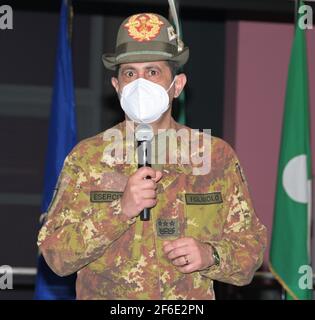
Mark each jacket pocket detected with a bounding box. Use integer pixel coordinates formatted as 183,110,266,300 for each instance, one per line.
184,193,224,241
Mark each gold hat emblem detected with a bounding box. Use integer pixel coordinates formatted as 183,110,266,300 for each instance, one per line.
124,13,164,42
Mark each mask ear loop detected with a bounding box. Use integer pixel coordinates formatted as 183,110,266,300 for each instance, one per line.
166,76,177,93
164,76,177,109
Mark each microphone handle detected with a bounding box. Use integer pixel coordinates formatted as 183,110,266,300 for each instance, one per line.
139,170,151,221
138,140,151,221
140,207,150,221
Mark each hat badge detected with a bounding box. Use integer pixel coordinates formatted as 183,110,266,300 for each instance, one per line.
124,13,164,42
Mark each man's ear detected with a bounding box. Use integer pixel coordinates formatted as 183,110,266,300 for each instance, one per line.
111,77,119,93
174,73,187,98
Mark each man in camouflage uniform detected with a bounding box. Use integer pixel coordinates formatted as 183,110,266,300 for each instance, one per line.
38,13,267,300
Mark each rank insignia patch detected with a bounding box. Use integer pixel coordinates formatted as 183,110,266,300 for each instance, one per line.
156,218,179,238
124,13,164,42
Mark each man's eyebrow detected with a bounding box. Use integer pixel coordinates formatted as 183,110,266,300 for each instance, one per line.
119,64,163,73
120,66,137,71
145,65,162,69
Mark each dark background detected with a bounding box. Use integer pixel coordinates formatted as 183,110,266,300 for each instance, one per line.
0,0,304,299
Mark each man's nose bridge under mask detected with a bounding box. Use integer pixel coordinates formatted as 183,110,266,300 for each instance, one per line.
119,76,177,97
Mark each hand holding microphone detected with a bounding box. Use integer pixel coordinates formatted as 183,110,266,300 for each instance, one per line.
120,167,162,220
120,124,162,221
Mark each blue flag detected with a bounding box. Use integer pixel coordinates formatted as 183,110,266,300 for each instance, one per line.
34,0,77,300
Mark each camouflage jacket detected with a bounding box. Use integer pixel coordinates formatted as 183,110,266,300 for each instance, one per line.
38,120,267,300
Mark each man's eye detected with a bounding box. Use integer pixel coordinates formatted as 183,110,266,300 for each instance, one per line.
125,71,134,77
149,69,158,76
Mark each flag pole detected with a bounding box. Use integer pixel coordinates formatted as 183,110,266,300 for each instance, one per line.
67,0,73,42
294,0,298,25
168,0,186,125
296,0,315,300
281,287,286,300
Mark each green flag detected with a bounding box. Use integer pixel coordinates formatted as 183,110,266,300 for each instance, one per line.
269,2,312,300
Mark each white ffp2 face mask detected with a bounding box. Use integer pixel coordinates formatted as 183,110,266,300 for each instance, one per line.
119,77,176,124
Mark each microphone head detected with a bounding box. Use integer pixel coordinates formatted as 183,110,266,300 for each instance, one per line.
135,124,154,142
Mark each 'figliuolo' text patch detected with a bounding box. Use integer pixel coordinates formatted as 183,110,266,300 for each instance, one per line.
185,192,223,205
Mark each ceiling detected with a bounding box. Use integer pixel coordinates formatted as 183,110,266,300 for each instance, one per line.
5,0,315,23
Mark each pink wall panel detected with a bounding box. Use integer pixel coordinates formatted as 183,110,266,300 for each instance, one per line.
224,21,315,268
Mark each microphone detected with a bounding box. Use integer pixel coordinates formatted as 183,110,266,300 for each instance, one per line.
135,124,154,221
